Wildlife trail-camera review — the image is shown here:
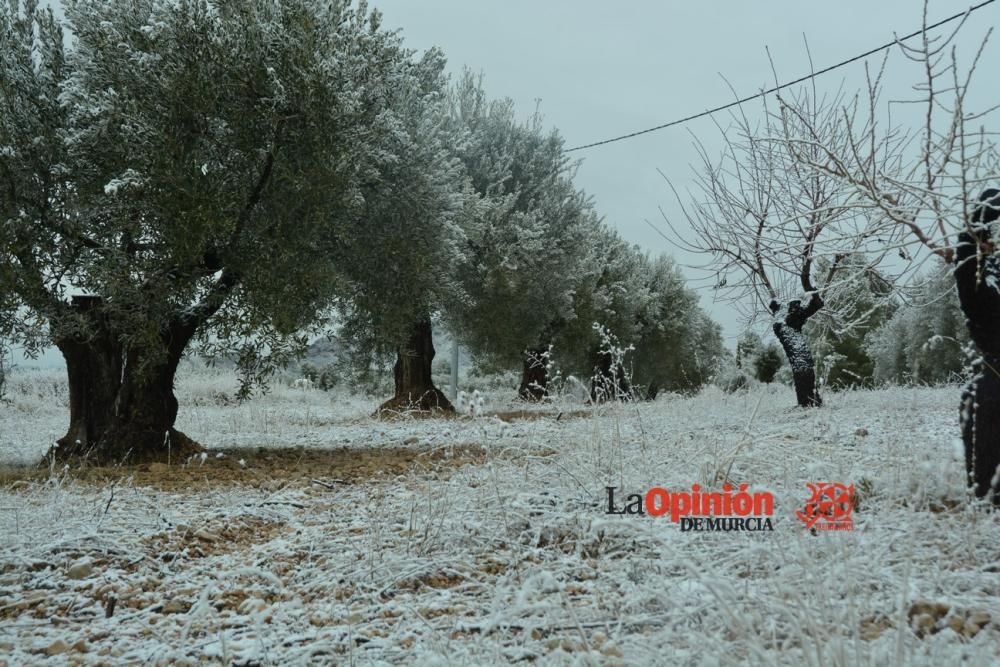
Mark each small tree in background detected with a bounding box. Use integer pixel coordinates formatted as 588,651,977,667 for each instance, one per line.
628,255,723,397
805,255,896,389
866,267,970,385
548,227,652,400
753,344,783,384
735,331,763,370
664,81,896,408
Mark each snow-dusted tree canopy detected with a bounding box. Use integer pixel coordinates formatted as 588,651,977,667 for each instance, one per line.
867,267,970,386
330,48,468,360
0,0,439,388
443,71,602,369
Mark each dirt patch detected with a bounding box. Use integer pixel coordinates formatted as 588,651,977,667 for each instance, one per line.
0,444,493,491
143,516,288,561
492,409,592,423
370,407,592,423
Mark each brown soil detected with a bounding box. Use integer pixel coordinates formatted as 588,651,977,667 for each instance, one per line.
0,444,494,491
142,516,290,560
492,409,592,422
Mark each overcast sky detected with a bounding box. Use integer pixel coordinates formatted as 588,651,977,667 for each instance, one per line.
16,1,1000,369
369,0,1000,345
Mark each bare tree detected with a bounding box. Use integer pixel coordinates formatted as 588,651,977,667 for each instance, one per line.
663,76,896,407
726,4,1000,501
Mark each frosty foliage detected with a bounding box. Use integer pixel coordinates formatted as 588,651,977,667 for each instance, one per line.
867,267,971,386
443,72,603,369
331,49,468,364
2,368,998,664
805,255,896,389
0,0,442,393
627,255,724,394
327,68,722,396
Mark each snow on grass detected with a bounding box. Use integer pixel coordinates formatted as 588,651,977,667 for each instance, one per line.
1,370,999,665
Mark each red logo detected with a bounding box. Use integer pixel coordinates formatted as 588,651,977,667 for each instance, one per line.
796,483,854,531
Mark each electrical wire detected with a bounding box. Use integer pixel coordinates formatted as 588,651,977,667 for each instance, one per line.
565,0,996,152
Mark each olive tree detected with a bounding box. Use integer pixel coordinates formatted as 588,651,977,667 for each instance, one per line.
0,0,435,462
443,73,606,402
332,49,468,414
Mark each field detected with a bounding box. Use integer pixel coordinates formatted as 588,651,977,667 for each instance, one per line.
1,366,998,666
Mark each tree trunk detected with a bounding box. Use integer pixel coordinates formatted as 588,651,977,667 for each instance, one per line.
771,299,822,408
518,345,550,401
644,381,661,401
955,189,1000,504
49,296,200,465
772,322,821,407
590,350,632,402
377,319,453,414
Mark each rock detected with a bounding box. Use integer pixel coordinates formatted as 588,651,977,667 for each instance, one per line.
66,557,93,580
855,428,869,437
968,610,991,627
601,644,624,658
72,639,88,653
45,639,70,656
946,615,965,633
193,529,220,543
162,599,190,614
403,436,419,445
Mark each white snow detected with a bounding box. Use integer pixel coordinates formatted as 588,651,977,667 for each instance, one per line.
1,368,998,665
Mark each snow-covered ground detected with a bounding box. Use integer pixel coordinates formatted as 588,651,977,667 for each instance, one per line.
1,368,998,665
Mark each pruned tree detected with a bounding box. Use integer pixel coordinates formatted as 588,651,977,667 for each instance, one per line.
730,4,1000,501
753,344,783,384
664,78,897,407
0,0,435,462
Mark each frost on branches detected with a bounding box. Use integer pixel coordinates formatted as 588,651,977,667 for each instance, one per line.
0,0,454,461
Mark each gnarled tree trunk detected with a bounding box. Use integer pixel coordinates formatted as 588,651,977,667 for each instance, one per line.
771,298,822,408
518,344,550,401
49,296,200,465
955,188,1000,504
378,319,453,414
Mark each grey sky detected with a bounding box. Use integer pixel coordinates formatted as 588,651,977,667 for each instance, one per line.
369,0,999,346
13,1,999,370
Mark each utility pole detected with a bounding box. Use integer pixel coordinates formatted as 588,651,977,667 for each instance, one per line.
450,340,460,400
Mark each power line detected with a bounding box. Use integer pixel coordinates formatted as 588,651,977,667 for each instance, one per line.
565,0,997,152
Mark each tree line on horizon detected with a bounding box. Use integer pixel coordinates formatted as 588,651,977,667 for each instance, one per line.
0,0,722,466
